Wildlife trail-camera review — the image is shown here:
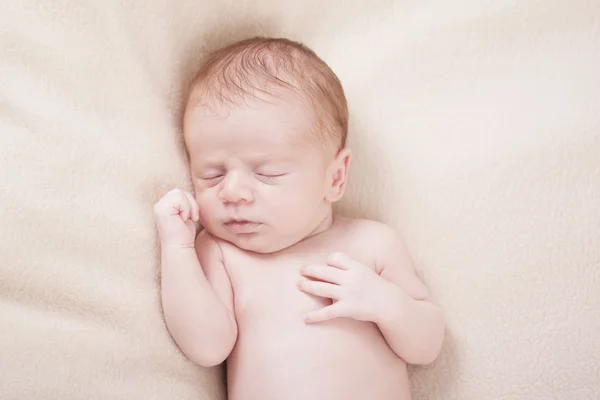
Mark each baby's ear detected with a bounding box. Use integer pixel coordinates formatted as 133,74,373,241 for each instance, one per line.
324,147,352,202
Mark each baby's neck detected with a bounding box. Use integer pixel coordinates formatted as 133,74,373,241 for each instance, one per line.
303,209,335,241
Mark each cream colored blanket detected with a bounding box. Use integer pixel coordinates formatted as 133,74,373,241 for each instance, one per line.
1,1,599,399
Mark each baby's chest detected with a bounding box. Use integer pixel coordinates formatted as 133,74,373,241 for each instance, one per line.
227,254,327,319
223,246,377,322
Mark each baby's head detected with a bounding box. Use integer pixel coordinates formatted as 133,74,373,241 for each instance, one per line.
184,37,351,253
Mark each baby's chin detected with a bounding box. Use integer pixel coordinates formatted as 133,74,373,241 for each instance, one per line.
227,235,293,254
207,228,301,254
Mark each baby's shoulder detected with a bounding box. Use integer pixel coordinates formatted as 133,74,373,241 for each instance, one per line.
331,216,410,273
330,216,400,261
334,215,397,242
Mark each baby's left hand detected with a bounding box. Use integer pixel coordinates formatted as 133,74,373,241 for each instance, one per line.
298,252,399,323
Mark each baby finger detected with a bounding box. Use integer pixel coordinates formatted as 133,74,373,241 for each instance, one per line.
298,279,341,300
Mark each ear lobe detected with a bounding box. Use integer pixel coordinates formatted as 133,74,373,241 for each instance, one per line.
326,147,352,202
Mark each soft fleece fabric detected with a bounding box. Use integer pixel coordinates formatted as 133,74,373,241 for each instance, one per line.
1,1,599,399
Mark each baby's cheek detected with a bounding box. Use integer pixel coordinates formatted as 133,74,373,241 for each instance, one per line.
198,208,219,233
195,194,216,217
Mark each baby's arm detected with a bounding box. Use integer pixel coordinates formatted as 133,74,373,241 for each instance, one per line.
374,228,445,365
160,230,237,367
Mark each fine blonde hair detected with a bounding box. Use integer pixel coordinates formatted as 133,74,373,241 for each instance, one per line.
185,36,349,148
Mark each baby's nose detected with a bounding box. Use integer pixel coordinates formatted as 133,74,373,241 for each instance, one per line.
218,174,253,204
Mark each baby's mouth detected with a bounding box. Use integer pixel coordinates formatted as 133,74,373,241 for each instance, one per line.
224,219,262,234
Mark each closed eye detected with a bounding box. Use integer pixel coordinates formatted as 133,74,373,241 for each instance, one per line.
199,174,224,187
255,172,287,183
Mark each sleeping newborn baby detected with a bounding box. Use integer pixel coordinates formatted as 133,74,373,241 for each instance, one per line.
154,37,445,400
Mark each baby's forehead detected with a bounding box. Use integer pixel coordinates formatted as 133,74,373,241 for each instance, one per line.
188,106,338,167
186,107,334,166
189,139,329,172
186,91,319,135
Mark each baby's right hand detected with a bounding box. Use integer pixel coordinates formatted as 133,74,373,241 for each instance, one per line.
153,188,200,248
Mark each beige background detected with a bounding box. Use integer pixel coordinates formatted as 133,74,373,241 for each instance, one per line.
1,1,599,399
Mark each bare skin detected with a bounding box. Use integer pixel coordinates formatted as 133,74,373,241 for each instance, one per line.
213,217,414,400
154,92,445,399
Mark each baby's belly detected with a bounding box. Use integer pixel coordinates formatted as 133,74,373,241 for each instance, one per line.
226,315,411,400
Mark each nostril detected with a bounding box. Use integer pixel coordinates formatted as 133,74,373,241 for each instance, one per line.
219,190,241,204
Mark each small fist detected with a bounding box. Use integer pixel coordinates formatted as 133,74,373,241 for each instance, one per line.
153,188,200,248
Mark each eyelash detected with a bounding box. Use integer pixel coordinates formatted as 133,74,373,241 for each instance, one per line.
200,173,286,182
256,173,284,180
202,175,223,181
